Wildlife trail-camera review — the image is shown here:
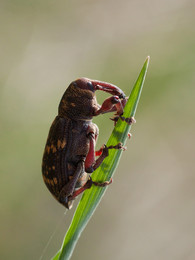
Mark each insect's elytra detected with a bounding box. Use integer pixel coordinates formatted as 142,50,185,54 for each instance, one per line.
42,78,133,209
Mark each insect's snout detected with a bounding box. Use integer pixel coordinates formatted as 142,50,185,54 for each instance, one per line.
73,78,126,99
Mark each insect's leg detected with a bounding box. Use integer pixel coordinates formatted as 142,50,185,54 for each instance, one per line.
95,147,103,156
68,177,93,200
85,124,125,173
85,124,98,172
87,143,125,173
59,160,85,204
110,115,136,126
95,142,126,156
94,96,135,126
94,96,127,116
92,177,113,187
69,176,112,201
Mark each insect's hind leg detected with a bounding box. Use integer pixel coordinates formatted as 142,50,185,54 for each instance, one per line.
68,177,93,200
92,177,113,187
59,160,85,207
69,176,112,201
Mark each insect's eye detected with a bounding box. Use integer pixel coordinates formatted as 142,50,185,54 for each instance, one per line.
73,82,77,87
87,81,94,92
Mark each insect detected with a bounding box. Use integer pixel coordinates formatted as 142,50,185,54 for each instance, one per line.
42,78,134,209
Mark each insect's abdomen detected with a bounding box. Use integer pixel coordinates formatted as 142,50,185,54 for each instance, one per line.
42,116,72,199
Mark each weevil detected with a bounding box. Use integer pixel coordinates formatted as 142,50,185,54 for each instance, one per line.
42,78,134,209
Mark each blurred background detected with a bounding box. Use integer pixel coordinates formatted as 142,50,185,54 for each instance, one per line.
0,0,194,259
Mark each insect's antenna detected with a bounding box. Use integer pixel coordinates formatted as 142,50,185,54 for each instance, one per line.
39,209,68,260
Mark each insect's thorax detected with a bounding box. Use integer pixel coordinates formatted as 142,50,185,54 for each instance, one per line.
58,85,99,120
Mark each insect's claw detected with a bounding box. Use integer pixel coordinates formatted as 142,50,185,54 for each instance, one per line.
119,116,136,125
92,177,113,187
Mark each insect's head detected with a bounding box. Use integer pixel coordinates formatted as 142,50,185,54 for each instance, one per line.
72,78,126,99
58,78,126,120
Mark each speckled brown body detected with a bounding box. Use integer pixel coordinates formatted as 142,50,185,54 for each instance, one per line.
42,78,129,209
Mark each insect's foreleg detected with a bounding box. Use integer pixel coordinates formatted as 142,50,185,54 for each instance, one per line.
94,96,127,116
94,96,135,126
111,115,136,126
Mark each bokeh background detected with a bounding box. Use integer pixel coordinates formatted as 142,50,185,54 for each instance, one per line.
1,0,195,259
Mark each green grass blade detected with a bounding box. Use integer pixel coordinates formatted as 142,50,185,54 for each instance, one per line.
53,56,150,260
